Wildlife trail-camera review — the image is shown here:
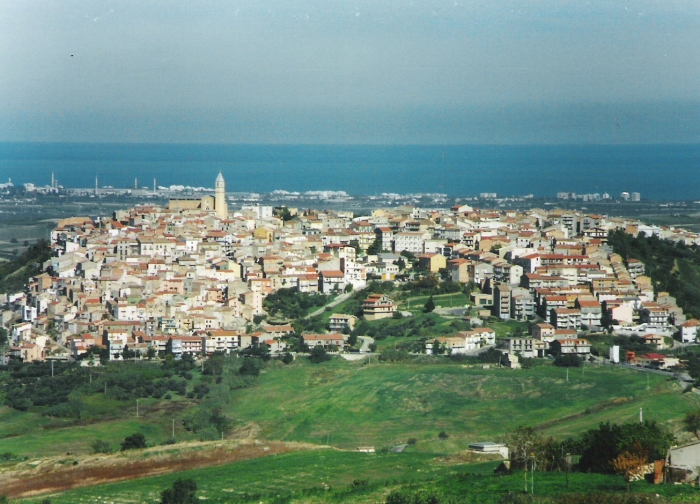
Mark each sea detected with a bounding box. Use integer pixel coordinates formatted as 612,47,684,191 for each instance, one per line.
0,143,698,201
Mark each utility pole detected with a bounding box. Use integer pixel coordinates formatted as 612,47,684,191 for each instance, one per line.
566,368,569,383
136,399,139,417
51,360,54,377
172,418,175,438
640,407,643,424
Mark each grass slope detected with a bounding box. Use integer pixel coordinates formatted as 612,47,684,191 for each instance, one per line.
19,449,700,503
224,359,700,450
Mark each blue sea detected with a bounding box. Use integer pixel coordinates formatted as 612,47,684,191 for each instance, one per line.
0,143,698,200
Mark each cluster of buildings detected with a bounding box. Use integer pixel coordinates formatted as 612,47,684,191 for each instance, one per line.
3,173,700,365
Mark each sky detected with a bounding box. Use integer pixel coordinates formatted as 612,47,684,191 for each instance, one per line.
0,0,698,144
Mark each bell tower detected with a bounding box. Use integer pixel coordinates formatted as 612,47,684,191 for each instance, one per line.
215,171,228,219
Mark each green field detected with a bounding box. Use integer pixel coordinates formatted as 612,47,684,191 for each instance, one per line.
18,449,700,503
3,358,700,502
222,359,700,450
2,360,698,460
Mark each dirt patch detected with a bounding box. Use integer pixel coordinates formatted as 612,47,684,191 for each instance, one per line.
0,438,314,499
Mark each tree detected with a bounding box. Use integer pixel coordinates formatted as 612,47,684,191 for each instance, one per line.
161,478,198,504
575,421,674,474
424,296,435,313
684,410,700,439
121,433,147,451
367,236,381,255
612,449,648,492
309,345,331,363
146,346,157,361
239,358,261,377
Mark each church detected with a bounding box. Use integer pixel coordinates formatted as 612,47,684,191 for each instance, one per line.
167,172,228,219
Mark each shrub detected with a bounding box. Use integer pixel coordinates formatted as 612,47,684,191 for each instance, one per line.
309,345,332,364
553,354,582,368
161,478,198,504
90,439,112,454
239,358,261,377
281,353,294,364
120,433,146,451
407,437,417,445
438,431,449,440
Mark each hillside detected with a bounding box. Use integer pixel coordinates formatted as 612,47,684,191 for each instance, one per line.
2,356,700,502
608,229,700,319
0,240,50,294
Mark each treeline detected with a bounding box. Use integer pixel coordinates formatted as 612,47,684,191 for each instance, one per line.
0,239,51,293
0,353,269,421
263,288,331,319
608,229,700,319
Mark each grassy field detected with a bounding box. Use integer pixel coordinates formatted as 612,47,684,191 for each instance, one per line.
3,360,698,461
17,448,700,503
221,359,700,450
3,358,700,502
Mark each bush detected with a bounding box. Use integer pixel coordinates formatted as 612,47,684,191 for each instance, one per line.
407,437,417,445
281,353,294,364
161,478,198,504
438,431,449,440
309,345,332,364
120,433,147,451
553,354,582,368
90,439,112,454
239,358,261,377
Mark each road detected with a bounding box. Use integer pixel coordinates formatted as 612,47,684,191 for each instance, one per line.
305,292,353,318
358,336,375,353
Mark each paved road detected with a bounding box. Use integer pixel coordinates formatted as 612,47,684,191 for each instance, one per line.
306,292,353,318
358,336,375,353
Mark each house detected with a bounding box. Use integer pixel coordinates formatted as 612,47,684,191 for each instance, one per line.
448,258,471,283
551,308,582,330
642,333,665,351
493,284,511,320
667,440,700,483
532,323,556,342
363,294,397,321
470,327,496,346
429,336,468,354
505,337,546,358
303,333,345,351
167,336,203,359
550,338,591,357
575,299,602,327
201,329,240,354
637,353,679,370
680,319,699,343
417,253,447,273
639,303,669,328
9,343,44,362
319,270,346,293
328,314,357,333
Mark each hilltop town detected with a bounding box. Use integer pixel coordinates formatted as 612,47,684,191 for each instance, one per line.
4,172,700,368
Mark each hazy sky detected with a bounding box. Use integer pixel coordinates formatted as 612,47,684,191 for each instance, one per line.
1,0,698,144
